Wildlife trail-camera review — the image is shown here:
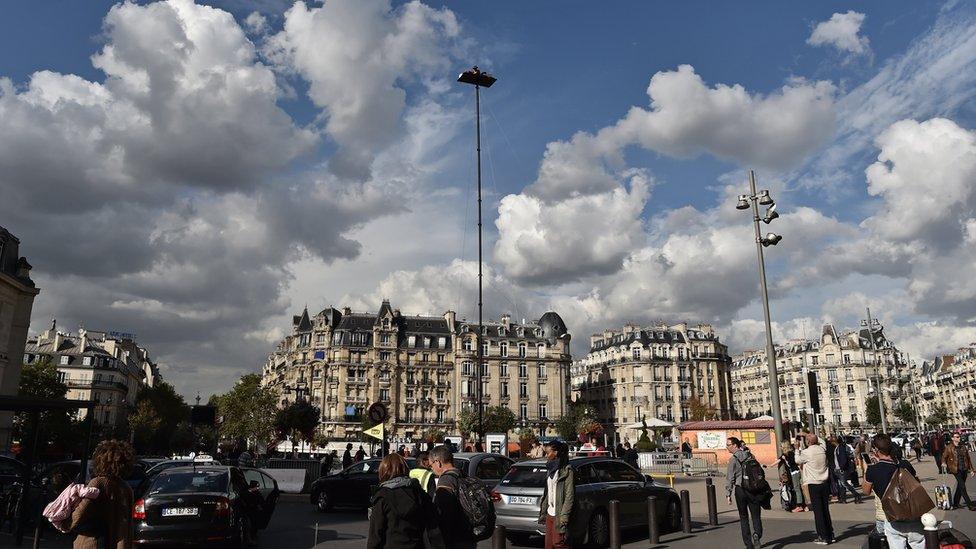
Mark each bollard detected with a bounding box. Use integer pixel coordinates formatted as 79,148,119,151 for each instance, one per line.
706,478,718,526
313,522,319,546
492,525,507,549
921,513,939,549
647,495,660,546
610,499,622,549
681,489,692,534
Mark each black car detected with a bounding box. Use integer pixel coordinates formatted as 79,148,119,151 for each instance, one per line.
38,459,153,491
311,457,417,511
133,466,279,546
136,459,222,497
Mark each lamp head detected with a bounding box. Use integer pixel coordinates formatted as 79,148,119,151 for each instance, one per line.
762,204,779,224
760,233,783,247
758,189,774,205
735,195,750,210
457,66,496,87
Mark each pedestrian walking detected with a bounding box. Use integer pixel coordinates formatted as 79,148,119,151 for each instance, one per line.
355,445,367,462
429,445,477,549
409,451,437,494
538,440,575,549
726,437,764,549
797,433,834,545
366,453,446,549
320,450,336,477
342,443,353,469
831,436,861,504
681,438,693,459
68,440,135,549
932,432,945,474
912,437,923,462
623,442,639,470
942,432,975,510
770,441,805,512
863,434,925,549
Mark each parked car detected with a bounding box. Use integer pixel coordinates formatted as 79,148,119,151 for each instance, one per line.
136,457,222,497
133,465,278,547
38,459,153,491
492,456,682,547
310,457,417,511
450,452,515,490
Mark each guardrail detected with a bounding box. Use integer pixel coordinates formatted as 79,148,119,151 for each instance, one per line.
637,451,719,476
232,458,337,493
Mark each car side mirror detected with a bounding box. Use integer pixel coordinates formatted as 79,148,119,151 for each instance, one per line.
643,474,655,486
249,480,260,490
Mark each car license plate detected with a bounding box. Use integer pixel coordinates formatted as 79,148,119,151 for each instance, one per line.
162,507,199,517
508,496,536,505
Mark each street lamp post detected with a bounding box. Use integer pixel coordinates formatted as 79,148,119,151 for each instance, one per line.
458,66,496,445
862,308,888,433
735,170,785,446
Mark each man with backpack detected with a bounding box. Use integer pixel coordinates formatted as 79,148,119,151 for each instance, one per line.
726,437,767,549
863,434,925,549
429,445,494,548
797,433,834,545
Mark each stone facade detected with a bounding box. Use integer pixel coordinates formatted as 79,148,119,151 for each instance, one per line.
261,301,572,440
0,227,40,447
729,323,909,430
917,346,976,427
571,322,731,431
24,324,160,428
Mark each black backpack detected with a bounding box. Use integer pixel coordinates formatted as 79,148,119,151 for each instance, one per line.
737,455,770,495
446,472,496,540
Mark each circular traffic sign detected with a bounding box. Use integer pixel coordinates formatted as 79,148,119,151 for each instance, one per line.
368,402,389,423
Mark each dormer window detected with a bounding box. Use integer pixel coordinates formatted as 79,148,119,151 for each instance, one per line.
499,327,506,337
382,319,390,329
461,325,469,333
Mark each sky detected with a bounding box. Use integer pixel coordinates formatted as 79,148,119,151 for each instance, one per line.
2,0,976,399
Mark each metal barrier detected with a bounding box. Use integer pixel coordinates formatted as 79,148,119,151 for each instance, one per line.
637,451,719,476
249,459,332,493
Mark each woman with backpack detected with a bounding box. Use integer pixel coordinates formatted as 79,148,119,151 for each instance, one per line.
367,453,445,549
538,440,575,549
68,440,135,549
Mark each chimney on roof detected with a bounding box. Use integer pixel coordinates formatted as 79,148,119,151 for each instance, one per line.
501,314,511,329
342,306,351,315
591,334,602,347
443,310,456,329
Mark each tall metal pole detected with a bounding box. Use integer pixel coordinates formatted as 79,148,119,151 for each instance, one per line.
865,307,888,433
475,83,485,444
749,170,785,446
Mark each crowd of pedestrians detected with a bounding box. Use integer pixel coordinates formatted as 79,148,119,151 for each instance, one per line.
365,440,576,549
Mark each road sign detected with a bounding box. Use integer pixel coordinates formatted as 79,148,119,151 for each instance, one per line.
367,402,389,423
364,423,385,441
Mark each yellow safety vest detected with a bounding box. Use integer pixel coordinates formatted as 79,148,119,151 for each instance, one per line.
409,468,434,493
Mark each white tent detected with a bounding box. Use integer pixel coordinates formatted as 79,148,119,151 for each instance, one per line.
624,417,674,429
752,415,775,421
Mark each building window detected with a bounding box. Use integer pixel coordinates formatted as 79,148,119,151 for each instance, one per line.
405,408,413,421
518,343,527,358
462,361,472,375
82,356,92,366
519,383,528,397
57,371,67,383
436,409,444,423
520,403,528,419
408,335,416,347
501,382,509,397
632,348,641,360
538,363,547,378
499,342,508,357
380,389,390,401
380,351,391,361
482,343,489,355
380,370,390,381
438,337,446,349
811,356,819,365
519,363,527,378
537,344,545,358
60,355,69,365
463,339,472,351
539,403,547,419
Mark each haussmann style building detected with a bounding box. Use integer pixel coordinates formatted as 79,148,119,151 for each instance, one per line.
261,300,572,442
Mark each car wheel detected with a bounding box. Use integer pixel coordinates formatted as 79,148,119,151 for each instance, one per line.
587,509,610,548
666,499,682,532
316,490,332,512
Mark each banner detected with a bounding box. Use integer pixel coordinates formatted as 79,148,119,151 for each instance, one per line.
697,430,726,450
364,423,385,441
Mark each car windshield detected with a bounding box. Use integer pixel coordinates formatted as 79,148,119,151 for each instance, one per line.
499,465,547,488
149,471,228,495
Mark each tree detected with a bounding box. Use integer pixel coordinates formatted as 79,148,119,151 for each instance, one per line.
553,402,597,441
128,400,162,453
964,404,976,425
893,401,917,426
456,406,518,438
14,358,85,456
132,381,189,454
214,374,278,450
865,396,881,427
274,400,320,451
687,397,718,421
926,403,950,427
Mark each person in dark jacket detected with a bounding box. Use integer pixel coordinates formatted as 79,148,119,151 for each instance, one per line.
830,436,861,504
430,445,476,549
538,440,575,549
367,453,445,549
342,443,353,469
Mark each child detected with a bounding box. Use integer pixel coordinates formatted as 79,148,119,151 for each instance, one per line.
42,483,100,533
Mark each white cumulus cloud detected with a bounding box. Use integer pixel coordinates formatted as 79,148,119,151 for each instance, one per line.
807,10,870,56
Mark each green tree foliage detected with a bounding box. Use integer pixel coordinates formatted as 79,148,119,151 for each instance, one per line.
456,406,518,437
964,404,976,424
865,396,881,427
687,397,718,421
14,358,85,456
893,401,917,426
926,403,950,427
214,374,278,450
553,402,597,441
274,399,320,449
132,381,189,455
634,418,657,452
